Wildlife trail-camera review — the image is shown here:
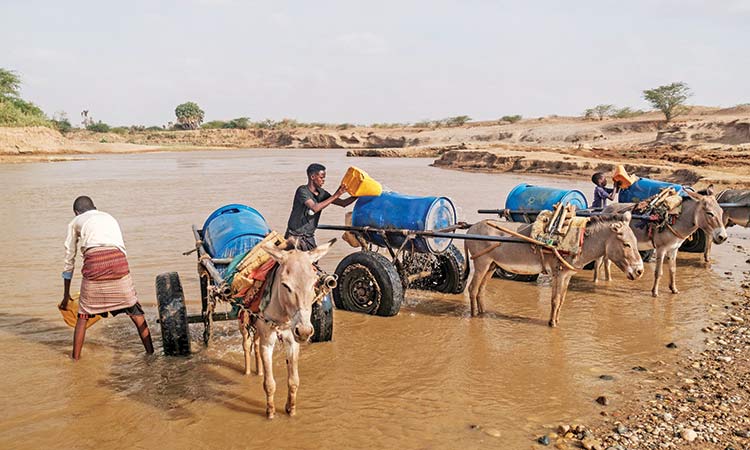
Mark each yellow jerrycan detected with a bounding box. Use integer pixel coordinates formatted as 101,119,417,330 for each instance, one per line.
341,166,383,197
59,293,102,329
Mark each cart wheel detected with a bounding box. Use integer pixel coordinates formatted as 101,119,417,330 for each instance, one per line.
639,249,655,262
493,267,540,283
155,272,191,356
679,229,707,253
310,294,334,342
410,244,468,294
333,251,402,316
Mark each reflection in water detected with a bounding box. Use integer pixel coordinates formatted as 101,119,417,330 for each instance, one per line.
0,149,746,449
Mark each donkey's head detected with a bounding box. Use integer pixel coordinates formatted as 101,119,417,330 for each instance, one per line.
595,212,644,280
686,188,727,244
263,239,335,343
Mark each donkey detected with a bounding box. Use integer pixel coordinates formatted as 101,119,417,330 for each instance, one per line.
238,239,335,419
596,190,727,297
464,212,643,327
703,189,749,262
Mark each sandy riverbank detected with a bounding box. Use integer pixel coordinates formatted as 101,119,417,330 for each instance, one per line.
2,106,748,188
530,242,750,450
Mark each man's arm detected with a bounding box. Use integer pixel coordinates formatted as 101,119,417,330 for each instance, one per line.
60,220,78,309
606,186,620,201
304,185,348,213
332,196,357,207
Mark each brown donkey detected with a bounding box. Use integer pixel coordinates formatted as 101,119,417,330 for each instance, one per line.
239,239,335,419
596,190,727,297
464,212,643,327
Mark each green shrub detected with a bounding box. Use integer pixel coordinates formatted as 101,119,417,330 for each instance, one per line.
110,126,128,135
445,115,471,127
500,115,522,123
202,120,227,129
611,107,645,118
224,117,250,129
0,100,51,127
145,126,163,131
86,121,111,133
52,118,73,133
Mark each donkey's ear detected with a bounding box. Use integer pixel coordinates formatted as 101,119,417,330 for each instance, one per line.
263,243,287,264
705,184,715,196
686,189,703,201
622,211,632,224
308,238,336,263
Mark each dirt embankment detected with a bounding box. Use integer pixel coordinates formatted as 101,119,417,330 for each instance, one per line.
2,107,749,188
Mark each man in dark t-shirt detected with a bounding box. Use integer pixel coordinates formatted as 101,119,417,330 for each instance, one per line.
285,163,357,250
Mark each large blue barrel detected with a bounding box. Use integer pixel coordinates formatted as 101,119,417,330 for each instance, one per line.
504,184,588,222
351,192,456,253
618,178,686,203
202,204,271,259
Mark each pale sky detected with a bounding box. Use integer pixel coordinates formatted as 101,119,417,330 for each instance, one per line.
3,0,749,126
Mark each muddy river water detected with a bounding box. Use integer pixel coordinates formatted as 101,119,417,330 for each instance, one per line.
1,149,747,449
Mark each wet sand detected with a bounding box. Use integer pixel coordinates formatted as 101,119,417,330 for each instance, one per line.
0,149,746,449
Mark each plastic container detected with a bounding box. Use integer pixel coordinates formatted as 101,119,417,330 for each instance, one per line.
618,178,686,203
341,166,383,197
351,192,456,253
504,184,588,222
202,204,271,259
59,293,101,328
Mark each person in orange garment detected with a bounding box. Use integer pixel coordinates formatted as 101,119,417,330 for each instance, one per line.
59,196,154,360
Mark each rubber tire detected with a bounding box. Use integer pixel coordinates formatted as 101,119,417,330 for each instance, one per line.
156,272,191,356
310,294,334,343
493,267,540,283
409,244,468,294
333,251,402,317
679,229,707,253
639,249,655,262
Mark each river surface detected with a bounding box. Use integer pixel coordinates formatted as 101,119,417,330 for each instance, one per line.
1,149,747,449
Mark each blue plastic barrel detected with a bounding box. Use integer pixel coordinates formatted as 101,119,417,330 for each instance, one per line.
504,184,588,222
351,192,456,253
618,178,686,203
202,204,271,259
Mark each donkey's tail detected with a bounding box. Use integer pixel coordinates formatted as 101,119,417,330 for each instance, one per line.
462,239,471,281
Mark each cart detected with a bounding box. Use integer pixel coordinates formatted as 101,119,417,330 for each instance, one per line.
155,206,334,357
318,223,526,316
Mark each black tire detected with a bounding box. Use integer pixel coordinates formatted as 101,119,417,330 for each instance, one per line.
333,251,402,316
493,267,540,283
155,272,191,356
679,229,707,253
639,249,655,262
408,244,468,294
310,294,334,343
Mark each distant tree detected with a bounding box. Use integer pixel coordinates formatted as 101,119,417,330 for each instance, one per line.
500,114,522,123
174,101,205,130
0,68,21,98
643,82,691,122
584,104,615,120
81,110,94,127
445,115,471,127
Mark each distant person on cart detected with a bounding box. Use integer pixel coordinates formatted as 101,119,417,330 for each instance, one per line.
285,163,356,250
59,196,154,360
591,171,620,208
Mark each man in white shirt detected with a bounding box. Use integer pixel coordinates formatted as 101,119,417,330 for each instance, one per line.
59,196,154,360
